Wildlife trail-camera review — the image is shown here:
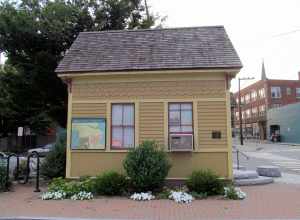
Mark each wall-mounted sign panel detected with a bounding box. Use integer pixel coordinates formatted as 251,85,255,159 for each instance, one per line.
71,118,106,150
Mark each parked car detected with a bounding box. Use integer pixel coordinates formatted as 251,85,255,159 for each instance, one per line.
27,143,55,156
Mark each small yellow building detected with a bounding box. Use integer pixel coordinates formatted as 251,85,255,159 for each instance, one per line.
56,26,242,180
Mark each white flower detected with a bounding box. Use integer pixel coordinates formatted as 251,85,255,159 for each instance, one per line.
224,186,246,200
71,191,94,200
41,191,66,200
169,191,193,204
130,192,155,201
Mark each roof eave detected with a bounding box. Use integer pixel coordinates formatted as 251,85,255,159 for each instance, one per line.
57,66,242,79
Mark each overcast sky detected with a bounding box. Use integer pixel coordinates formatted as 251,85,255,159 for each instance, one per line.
149,0,300,92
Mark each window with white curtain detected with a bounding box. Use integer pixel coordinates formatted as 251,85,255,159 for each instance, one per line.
111,103,134,148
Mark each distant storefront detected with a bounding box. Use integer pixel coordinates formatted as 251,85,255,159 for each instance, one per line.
267,102,300,143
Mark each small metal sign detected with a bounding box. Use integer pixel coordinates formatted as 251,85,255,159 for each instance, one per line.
17,127,23,137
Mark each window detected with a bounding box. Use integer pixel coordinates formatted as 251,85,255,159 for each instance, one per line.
235,112,239,120
296,88,300,98
271,86,281,98
246,109,251,118
241,96,245,104
258,88,265,98
245,94,250,104
251,91,257,101
168,103,193,134
259,105,266,116
111,104,134,149
286,87,292,95
252,107,257,117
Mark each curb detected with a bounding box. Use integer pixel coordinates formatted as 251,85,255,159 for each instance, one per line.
0,218,135,220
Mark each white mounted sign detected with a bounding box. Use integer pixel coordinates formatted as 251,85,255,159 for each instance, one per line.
17,127,23,137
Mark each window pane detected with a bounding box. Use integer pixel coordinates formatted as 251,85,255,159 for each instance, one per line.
124,127,134,148
123,105,134,125
296,88,300,97
112,105,123,125
169,111,180,124
181,103,192,110
112,127,122,147
181,126,193,132
181,110,192,124
170,126,180,133
169,104,180,110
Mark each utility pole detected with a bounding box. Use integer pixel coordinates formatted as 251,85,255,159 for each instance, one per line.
144,0,150,21
238,77,255,145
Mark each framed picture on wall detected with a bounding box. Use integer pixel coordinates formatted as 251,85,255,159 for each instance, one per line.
71,118,106,150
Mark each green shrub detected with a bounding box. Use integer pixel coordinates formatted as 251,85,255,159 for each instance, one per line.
78,176,96,193
156,187,171,199
94,171,128,196
186,169,225,196
41,136,66,179
0,165,7,191
190,191,208,199
123,140,171,192
48,177,96,196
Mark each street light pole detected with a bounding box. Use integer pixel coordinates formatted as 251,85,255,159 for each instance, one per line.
237,77,255,146
238,78,243,145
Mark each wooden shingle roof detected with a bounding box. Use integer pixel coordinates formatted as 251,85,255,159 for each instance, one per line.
56,26,242,74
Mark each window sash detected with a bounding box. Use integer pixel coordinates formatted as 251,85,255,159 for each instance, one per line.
111,104,135,148
168,103,193,134
271,87,281,98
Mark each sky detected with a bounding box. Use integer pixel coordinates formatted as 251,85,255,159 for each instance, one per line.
148,0,300,92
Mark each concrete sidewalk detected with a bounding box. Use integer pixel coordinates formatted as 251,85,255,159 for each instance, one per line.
1,183,300,220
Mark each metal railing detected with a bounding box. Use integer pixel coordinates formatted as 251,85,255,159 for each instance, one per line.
0,151,40,192
233,146,250,170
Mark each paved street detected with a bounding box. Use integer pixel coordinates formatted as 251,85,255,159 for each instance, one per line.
233,138,300,184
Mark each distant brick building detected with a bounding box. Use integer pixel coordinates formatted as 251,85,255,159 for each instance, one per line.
233,63,300,140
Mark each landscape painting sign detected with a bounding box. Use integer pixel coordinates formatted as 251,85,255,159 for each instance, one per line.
71,118,106,149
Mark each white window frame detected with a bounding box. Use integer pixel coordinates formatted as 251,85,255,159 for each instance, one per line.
258,88,265,98
271,86,281,99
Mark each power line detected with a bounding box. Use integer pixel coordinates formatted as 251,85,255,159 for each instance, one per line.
271,28,300,38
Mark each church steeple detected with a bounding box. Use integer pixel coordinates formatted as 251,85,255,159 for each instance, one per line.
261,60,267,80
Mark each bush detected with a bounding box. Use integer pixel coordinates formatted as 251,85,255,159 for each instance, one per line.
186,169,225,196
94,171,128,196
224,185,246,200
41,136,66,179
0,165,7,191
123,140,171,192
48,177,96,197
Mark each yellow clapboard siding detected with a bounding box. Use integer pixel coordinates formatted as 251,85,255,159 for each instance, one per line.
72,103,106,117
72,79,225,101
139,102,165,145
197,100,228,150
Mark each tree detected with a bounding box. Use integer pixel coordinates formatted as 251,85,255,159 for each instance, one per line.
0,0,158,136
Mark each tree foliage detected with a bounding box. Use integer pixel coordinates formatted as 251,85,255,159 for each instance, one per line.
0,0,158,135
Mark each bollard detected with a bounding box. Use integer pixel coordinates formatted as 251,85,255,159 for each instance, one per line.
5,154,20,190
26,152,40,192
